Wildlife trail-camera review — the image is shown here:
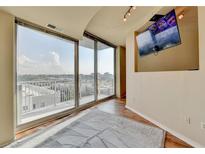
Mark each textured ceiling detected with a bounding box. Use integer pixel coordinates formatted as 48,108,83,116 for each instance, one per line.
0,6,164,46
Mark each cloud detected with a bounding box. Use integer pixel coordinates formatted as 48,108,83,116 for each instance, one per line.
45,51,61,65
18,54,35,65
17,52,67,75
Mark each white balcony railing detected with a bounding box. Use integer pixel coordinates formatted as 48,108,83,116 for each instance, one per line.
18,80,75,113
17,79,114,124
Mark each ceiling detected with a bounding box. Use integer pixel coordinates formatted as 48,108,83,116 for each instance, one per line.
0,6,101,39
0,6,164,46
86,6,162,46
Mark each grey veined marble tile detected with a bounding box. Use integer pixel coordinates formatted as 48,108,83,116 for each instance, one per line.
34,110,165,148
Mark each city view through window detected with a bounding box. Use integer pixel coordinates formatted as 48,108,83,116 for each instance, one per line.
79,37,95,105
16,25,115,124
98,42,115,99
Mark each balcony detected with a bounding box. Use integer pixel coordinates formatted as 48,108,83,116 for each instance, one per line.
17,79,114,124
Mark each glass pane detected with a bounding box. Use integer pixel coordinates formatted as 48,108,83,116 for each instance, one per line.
79,37,95,105
97,42,115,100
16,25,75,124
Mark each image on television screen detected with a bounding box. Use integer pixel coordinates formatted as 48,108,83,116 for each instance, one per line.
136,10,181,57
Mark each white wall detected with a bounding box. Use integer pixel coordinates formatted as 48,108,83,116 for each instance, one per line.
126,6,205,147
0,11,15,147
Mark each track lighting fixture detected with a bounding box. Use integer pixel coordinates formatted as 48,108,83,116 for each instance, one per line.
123,6,136,22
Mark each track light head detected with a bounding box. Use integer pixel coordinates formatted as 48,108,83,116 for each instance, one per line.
132,6,136,10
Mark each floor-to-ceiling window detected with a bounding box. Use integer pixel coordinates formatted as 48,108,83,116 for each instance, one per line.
16,24,75,124
16,22,116,127
79,37,95,105
79,36,116,102
97,42,115,100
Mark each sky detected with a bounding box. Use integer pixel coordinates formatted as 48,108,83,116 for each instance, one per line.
17,25,114,75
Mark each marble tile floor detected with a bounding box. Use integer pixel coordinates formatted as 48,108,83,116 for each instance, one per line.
14,98,192,148
36,110,165,148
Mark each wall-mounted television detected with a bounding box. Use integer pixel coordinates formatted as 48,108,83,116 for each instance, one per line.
136,9,181,57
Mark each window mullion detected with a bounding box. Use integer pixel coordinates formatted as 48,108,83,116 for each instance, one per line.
94,40,98,101
75,41,79,108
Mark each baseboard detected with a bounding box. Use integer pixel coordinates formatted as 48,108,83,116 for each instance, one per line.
125,105,204,148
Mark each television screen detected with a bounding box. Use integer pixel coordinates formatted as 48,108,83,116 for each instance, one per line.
136,10,181,57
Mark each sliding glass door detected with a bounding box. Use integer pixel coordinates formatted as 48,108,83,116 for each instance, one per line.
79,37,115,102
16,22,116,127
79,37,95,105
97,42,115,100
16,25,75,124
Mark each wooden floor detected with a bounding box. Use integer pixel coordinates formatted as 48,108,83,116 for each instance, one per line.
16,98,192,148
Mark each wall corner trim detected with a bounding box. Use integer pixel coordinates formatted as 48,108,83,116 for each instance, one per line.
125,105,204,148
